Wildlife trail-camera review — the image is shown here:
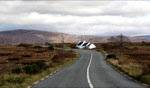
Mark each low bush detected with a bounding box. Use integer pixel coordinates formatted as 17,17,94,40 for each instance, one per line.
23,64,39,74
132,75,142,81
11,67,22,74
107,54,117,59
33,60,47,70
33,45,42,49
23,60,47,74
48,45,54,50
17,43,32,48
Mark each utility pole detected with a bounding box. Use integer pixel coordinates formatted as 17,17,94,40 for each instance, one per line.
61,33,65,54
120,33,123,59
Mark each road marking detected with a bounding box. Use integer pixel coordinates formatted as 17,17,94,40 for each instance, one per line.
46,76,49,78
142,83,149,87
87,52,94,88
33,81,39,85
41,78,45,81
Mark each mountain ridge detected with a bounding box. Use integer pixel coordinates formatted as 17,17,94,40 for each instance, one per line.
0,29,149,44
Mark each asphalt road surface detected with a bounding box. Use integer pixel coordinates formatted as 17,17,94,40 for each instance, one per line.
32,50,148,88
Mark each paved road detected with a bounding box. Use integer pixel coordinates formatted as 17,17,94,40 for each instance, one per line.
32,50,148,88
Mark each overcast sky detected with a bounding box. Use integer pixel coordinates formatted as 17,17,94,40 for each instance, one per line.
0,1,150,36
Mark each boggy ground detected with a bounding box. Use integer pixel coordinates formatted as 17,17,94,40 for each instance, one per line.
0,44,77,88
96,42,150,85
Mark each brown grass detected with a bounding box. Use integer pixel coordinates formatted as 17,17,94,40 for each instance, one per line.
0,44,76,74
0,44,78,88
98,42,150,85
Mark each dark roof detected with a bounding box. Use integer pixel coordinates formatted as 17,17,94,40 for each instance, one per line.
82,43,88,46
77,41,83,46
86,43,90,46
87,43,92,47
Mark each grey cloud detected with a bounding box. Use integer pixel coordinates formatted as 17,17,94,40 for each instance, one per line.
1,1,150,16
0,1,150,36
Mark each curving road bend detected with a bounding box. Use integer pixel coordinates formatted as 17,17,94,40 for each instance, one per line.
32,50,148,88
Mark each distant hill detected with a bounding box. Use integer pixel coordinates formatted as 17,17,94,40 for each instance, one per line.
0,29,149,44
0,29,58,44
0,29,97,44
136,35,150,38
129,35,150,42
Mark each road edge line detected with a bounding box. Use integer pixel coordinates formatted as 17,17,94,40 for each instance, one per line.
87,52,94,88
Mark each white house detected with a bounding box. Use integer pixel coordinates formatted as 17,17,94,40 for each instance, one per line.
76,41,96,49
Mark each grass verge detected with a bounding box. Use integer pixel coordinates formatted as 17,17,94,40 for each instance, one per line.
99,50,150,86
106,58,150,86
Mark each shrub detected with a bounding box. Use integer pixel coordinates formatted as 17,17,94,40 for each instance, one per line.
33,45,42,49
34,60,47,70
23,60,47,74
23,64,40,74
11,67,22,74
107,54,116,59
133,75,142,81
48,45,54,50
17,43,32,48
